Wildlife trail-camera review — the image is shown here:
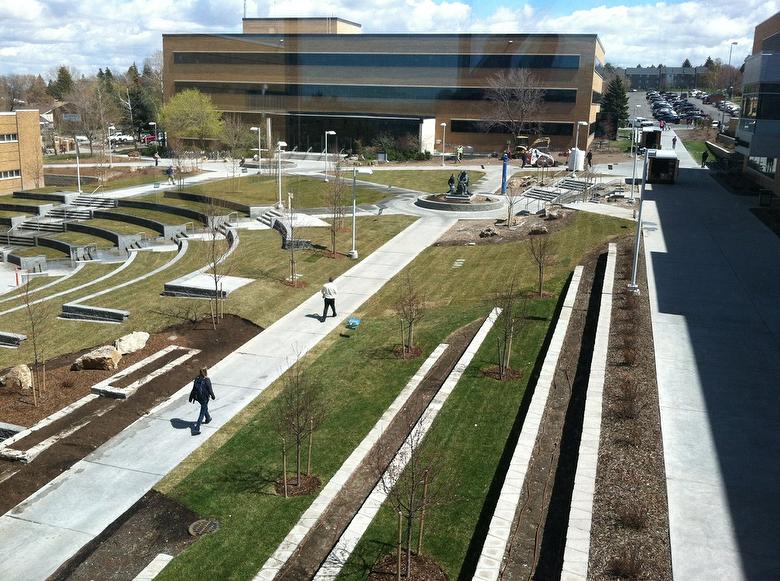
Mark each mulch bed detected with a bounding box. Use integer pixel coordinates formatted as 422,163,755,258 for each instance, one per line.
393,345,423,359
0,315,261,515
369,552,448,581
50,490,201,581
480,365,522,381
588,240,672,580
274,474,322,497
435,212,575,247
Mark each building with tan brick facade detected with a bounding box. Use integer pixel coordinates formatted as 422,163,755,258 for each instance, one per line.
163,17,605,155
0,110,44,196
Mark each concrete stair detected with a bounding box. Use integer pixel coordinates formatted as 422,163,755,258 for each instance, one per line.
73,197,117,209
523,187,559,202
1,234,35,247
258,208,284,227
46,206,92,220
19,220,65,233
558,178,589,192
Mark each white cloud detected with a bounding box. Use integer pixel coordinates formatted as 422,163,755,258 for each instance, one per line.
0,0,777,76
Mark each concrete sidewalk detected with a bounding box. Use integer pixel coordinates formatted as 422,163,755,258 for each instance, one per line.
642,133,780,579
0,216,456,580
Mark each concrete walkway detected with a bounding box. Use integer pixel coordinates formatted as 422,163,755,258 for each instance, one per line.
0,216,456,581
643,131,780,579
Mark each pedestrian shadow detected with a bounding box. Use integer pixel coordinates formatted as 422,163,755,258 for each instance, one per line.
170,418,195,431
305,313,323,322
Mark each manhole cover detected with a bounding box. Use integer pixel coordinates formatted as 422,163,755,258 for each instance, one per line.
188,519,220,536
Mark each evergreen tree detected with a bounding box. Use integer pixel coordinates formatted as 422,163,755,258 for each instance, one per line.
127,63,140,85
682,58,692,68
123,84,156,138
601,77,629,127
704,56,716,70
47,66,74,100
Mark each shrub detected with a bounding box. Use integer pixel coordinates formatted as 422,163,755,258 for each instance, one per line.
607,547,643,579
615,501,649,530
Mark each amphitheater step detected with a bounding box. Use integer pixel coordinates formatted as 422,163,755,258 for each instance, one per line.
19,221,66,233
73,197,117,209
258,208,284,227
60,303,129,323
46,206,92,220
523,187,559,202
0,332,27,348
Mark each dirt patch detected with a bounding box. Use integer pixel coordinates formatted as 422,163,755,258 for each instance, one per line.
274,318,484,580
588,240,672,580
112,348,191,389
393,345,423,359
274,474,322,497
369,552,448,581
435,212,574,246
0,315,261,515
50,490,200,581
480,365,522,381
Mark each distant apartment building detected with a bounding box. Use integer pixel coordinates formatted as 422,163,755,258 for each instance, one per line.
162,17,605,153
624,66,709,90
737,12,780,195
0,110,43,196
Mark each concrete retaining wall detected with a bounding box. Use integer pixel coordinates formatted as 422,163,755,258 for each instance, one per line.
65,222,143,250
414,195,504,212
117,200,231,227
43,174,99,187
92,210,185,239
0,203,54,217
167,191,254,216
13,191,78,204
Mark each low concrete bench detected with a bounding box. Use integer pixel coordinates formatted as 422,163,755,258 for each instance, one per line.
61,303,129,323
0,332,27,348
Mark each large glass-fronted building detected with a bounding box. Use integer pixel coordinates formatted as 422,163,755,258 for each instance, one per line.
737,12,780,195
163,17,605,154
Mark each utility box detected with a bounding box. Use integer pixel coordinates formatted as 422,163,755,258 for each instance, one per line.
641,128,662,149
647,150,679,184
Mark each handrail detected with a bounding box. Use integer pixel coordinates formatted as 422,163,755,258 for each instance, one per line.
90,184,103,196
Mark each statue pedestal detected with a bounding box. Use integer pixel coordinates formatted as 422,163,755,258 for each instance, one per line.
444,193,475,202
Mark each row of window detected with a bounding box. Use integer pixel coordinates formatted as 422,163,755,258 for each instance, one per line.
449,120,576,135
173,52,581,70
0,169,20,180
175,82,578,103
747,156,776,179
742,92,780,121
0,134,18,142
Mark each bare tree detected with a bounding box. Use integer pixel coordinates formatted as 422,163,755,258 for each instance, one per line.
528,234,557,298
202,199,233,328
377,420,447,576
325,166,347,257
483,69,545,149
221,114,252,192
394,272,426,357
275,355,326,489
23,277,53,405
494,272,528,380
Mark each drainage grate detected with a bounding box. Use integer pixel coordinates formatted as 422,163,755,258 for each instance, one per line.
188,519,220,536
452,259,465,269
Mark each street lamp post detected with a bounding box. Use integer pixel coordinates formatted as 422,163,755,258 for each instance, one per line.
629,148,650,294
250,126,262,174
324,130,336,181
75,138,82,194
440,122,447,167
572,121,588,177
721,41,738,127
276,141,287,209
348,167,373,259
630,104,641,199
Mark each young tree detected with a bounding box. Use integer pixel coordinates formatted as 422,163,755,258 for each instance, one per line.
202,200,232,329
377,421,446,576
394,271,426,357
493,272,527,380
483,69,545,149
23,278,53,404
325,166,347,257
159,89,223,152
275,356,326,489
220,114,252,191
528,233,557,298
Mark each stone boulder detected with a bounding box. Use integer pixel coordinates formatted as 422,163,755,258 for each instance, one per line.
530,224,549,235
72,346,122,371
479,226,498,238
0,364,32,390
546,210,561,220
114,331,150,355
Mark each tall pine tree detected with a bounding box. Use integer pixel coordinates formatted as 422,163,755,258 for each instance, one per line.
682,58,692,68
601,77,629,127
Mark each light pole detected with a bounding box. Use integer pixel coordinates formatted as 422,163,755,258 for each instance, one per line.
324,130,336,181
348,167,373,259
276,141,287,209
440,122,447,166
74,137,82,194
107,124,115,168
721,41,738,127
628,148,650,294
572,121,588,177
148,121,157,152
250,126,262,174
630,104,641,199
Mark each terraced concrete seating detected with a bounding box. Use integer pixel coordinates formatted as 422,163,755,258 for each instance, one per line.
14,191,79,205
523,187,559,202
72,196,117,209
91,210,186,239
260,209,313,250
167,191,261,218
60,303,129,323
118,199,231,228
0,332,27,348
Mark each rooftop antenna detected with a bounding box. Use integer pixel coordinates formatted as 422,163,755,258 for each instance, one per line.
243,0,246,19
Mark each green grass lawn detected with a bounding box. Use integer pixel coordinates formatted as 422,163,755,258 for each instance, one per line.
680,137,708,163
155,212,630,580
132,192,245,216
0,216,414,369
11,245,69,259
44,153,101,163
187,174,386,208
0,209,29,218
0,196,52,206
82,219,159,238
352,169,486,193
50,231,115,248
107,207,190,226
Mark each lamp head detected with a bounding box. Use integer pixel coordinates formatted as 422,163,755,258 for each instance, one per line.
277,140,287,148
326,130,336,135
250,126,259,131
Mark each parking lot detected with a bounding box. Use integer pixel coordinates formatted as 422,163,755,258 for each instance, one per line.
628,91,737,129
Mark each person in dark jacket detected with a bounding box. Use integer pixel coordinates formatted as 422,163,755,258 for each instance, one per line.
189,367,215,435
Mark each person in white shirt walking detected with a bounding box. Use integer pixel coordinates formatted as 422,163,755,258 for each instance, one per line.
321,276,337,322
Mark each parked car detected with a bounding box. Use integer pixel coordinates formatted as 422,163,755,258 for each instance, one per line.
141,133,157,143
109,133,134,144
